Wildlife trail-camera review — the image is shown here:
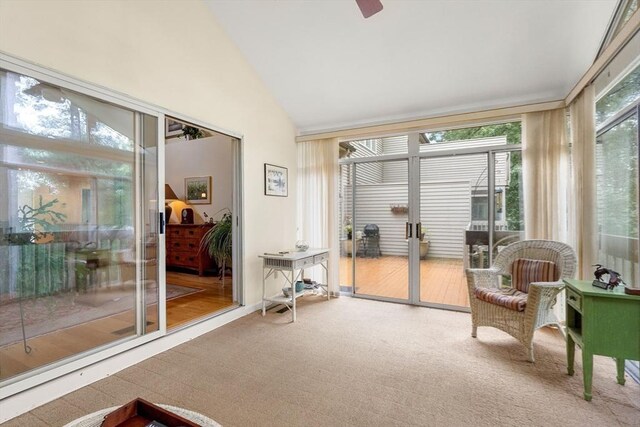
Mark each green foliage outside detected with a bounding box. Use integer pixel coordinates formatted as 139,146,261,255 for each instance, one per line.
427,122,523,230
596,65,640,126
596,117,638,238
595,64,639,240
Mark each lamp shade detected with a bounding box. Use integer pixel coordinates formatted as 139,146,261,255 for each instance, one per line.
165,184,179,201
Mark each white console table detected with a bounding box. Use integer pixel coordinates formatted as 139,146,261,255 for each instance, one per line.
259,248,330,322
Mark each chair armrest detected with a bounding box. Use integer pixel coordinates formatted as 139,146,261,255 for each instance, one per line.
465,267,501,290
529,280,564,289
525,281,565,315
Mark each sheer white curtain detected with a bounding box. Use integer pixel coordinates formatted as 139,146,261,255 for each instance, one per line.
297,138,340,295
522,108,570,242
522,107,570,321
568,85,597,280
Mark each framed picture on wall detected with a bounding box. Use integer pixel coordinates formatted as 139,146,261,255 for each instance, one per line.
185,176,212,204
165,118,184,138
264,163,288,197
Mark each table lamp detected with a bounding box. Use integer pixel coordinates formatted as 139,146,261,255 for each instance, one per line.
165,184,179,220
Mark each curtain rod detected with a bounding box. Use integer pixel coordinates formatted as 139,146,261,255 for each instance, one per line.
296,100,564,142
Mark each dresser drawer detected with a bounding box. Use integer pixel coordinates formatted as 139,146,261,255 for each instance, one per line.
168,252,199,268
167,227,183,239
168,239,200,251
168,227,201,239
566,287,582,312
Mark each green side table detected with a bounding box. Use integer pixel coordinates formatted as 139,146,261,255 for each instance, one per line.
564,279,640,401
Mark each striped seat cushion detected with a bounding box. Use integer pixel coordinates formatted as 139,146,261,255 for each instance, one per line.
511,258,558,293
474,287,528,312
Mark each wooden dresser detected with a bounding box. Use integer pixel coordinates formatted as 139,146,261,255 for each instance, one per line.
166,224,215,276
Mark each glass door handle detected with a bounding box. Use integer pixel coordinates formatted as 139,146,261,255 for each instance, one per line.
406,222,412,239
159,212,165,234
416,222,422,241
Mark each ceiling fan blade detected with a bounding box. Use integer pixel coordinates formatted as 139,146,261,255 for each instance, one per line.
355,0,383,19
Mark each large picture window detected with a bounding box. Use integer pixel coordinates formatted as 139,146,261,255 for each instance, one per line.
595,62,640,383
595,63,639,288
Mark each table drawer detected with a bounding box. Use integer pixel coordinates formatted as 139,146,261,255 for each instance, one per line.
293,256,314,269
566,287,582,312
313,252,329,264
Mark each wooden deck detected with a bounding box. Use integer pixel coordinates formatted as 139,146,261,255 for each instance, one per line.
340,256,469,308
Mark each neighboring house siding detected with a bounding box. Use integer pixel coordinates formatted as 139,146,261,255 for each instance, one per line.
382,135,409,182
344,180,470,258
420,181,471,258
349,183,409,256
350,141,383,184
340,136,512,258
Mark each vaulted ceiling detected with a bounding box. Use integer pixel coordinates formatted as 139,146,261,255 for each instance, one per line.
206,0,617,133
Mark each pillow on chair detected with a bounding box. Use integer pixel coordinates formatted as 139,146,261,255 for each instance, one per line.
511,258,558,293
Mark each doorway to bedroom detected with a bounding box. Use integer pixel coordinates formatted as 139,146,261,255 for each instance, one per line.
163,116,239,329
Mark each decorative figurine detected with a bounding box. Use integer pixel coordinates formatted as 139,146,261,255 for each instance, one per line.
295,240,309,252
592,264,626,290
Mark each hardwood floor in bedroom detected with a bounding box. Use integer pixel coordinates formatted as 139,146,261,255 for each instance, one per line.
166,271,235,329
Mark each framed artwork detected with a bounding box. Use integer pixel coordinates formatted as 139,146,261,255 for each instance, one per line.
264,163,288,197
165,118,184,138
184,176,212,204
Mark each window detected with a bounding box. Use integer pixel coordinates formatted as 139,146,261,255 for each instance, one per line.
595,60,640,383
596,63,640,127
596,0,639,59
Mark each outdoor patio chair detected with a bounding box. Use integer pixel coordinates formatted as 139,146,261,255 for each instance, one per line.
465,239,576,362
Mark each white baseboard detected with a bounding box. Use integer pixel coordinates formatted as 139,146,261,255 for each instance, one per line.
0,303,262,423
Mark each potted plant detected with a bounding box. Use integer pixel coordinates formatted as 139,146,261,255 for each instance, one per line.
344,224,353,240
200,209,232,279
419,225,430,259
341,218,354,256
182,125,204,140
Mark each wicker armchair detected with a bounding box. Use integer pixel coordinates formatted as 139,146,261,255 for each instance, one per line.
465,239,577,362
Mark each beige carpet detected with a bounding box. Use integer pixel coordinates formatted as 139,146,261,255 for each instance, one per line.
4,296,639,426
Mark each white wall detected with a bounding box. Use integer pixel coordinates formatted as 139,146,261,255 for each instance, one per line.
0,0,297,419
165,134,233,224
0,0,297,305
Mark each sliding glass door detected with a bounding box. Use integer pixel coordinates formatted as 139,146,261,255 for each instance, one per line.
0,67,160,381
339,125,523,311
417,152,488,308
346,160,411,301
